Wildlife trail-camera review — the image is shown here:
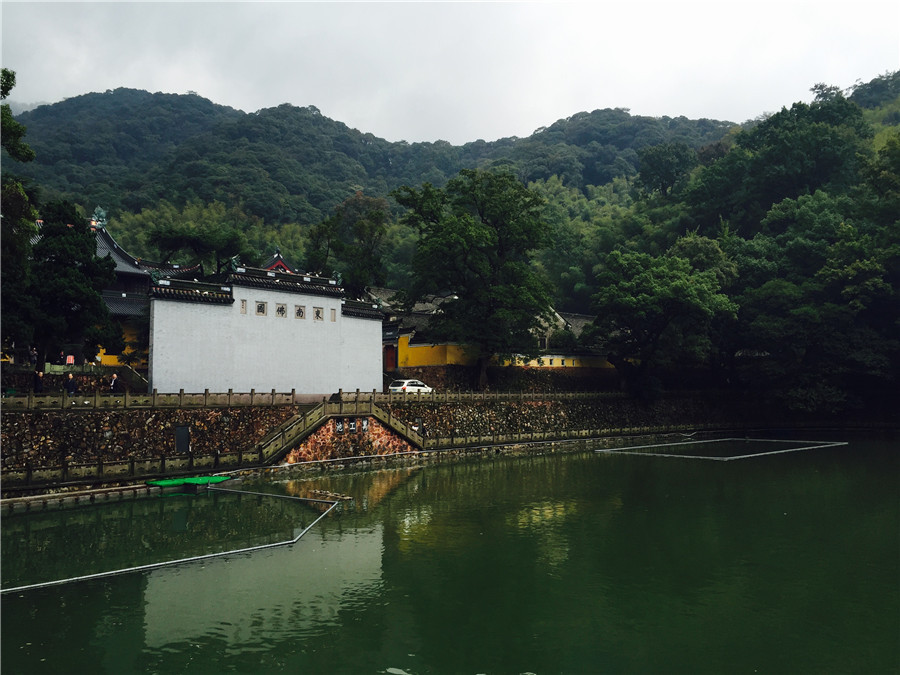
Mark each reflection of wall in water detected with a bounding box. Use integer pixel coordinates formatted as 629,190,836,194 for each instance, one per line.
142,523,385,649
1,493,312,588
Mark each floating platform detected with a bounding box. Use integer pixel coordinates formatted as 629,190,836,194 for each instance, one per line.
146,475,234,492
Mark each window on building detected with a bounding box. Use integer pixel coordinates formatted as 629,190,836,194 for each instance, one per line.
295,305,305,319
256,301,267,316
240,299,247,314
276,303,287,318
330,308,337,322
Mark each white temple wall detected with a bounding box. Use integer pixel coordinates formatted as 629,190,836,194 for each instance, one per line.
149,286,382,396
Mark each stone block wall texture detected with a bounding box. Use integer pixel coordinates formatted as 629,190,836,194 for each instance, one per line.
282,418,415,464
1,406,300,470
3,392,893,478
381,397,743,437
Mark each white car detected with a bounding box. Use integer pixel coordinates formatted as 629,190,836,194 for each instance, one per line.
388,379,433,394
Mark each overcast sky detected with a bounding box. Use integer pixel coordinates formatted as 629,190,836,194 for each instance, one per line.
2,1,898,145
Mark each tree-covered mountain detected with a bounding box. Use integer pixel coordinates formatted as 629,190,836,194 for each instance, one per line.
4,71,898,413
7,87,736,224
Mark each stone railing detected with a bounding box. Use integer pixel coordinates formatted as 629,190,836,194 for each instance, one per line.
341,389,629,405
2,447,267,490
1,388,304,411
0,387,630,412
420,423,723,450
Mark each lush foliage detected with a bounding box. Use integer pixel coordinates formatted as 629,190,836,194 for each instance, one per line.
28,201,121,361
305,192,392,299
7,89,735,227
393,169,553,385
3,72,898,411
1,69,39,351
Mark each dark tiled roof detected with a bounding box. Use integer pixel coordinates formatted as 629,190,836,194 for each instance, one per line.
94,227,149,276
261,249,298,274
93,226,200,276
557,312,596,338
150,279,234,304
225,267,344,298
341,300,384,320
102,292,150,317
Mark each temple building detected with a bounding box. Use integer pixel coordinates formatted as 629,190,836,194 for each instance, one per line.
93,223,199,367
147,264,383,398
91,215,383,397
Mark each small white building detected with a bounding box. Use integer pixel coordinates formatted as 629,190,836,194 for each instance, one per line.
148,266,383,398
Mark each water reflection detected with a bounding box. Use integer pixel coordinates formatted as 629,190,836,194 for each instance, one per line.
2,434,898,674
1,490,321,588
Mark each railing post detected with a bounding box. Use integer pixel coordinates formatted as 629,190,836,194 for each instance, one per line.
250,389,255,405
152,388,158,407
228,388,233,406
94,390,100,409
291,388,296,404
179,389,185,406
204,389,209,406
271,389,276,405
124,389,130,408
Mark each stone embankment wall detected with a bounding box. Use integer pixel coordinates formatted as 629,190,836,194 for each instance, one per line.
1,407,300,470
3,391,894,496
382,396,738,437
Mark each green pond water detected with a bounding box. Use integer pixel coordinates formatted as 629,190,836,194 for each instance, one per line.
2,431,897,674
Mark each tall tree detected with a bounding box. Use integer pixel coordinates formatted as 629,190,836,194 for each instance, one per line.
1,69,36,163
588,247,737,395
1,69,39,353
688,88,872,235
306,191,391,298
144,200,257,273
637,142,697,197
28,201,119,361
393,169,553,387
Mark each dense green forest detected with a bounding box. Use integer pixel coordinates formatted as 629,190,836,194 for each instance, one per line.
3,70,898,411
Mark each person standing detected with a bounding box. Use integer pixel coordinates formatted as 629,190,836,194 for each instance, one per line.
33,370,44,393
109,373,120,393
65,373,78,396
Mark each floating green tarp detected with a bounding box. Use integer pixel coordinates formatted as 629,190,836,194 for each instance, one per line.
146,476,232,487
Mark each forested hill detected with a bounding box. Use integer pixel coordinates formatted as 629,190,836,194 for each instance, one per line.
4,71,899,413
9,87,736,223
